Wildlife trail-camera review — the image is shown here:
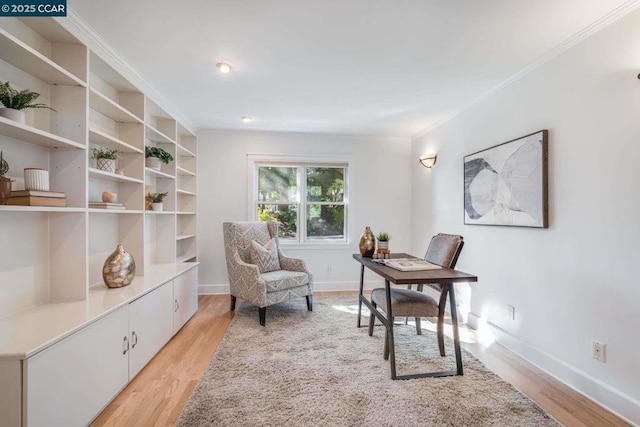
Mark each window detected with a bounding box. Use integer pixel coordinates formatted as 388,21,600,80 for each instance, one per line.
251,158,349,243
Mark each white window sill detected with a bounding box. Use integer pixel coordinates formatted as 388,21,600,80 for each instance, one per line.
279,242,357,251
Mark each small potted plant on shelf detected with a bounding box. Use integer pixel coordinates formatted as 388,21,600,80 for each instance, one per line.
91,147,120,174
376,232,390,257
146,192,168,211
0,80,56,124
145,146,173,171
0,151,14,205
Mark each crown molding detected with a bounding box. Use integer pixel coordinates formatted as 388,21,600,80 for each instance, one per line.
411,0,640,142
60,9,197,134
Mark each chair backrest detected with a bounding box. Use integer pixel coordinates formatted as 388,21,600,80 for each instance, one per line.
223,221,279,264
424,233,464,269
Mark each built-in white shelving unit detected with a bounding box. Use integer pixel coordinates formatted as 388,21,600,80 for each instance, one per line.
0,17,198,427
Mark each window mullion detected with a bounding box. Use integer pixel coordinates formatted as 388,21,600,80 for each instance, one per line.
300,166,306,243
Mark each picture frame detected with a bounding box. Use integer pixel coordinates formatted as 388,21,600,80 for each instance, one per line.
463,130,548,228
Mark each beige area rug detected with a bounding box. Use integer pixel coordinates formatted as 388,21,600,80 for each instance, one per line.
177,295,560,426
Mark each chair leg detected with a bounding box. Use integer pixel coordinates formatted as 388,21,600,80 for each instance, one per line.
230,295,236,311
306,295,313,311
415,317,422,335
259,307,266,327
368,302,377,336
405,285,412,325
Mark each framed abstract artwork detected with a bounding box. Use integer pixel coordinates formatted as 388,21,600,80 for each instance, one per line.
464,130,548,228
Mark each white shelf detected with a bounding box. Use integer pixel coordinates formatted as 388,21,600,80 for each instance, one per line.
0,28,86,87
145,125,175,145
88,209,144,214
89,128,142,154
176,211,196,215
145,167,175,179
177,189,196,196
177,144,196,157
90,88,144,124
144,211,175,215
176,253,197,263
176,234,196,241
89,168,144,184
0,206,84,213
0,116,85,150
176,166,196,177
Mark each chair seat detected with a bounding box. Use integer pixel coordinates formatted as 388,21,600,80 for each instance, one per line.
261,270,310,292
371,288,439,318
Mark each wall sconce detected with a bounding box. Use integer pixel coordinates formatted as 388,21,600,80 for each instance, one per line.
419,154,437,168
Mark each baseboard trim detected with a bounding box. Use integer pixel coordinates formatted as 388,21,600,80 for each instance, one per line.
467,312,640,425
199,280,384,296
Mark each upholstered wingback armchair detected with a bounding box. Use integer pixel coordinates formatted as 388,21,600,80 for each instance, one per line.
223,221,313,326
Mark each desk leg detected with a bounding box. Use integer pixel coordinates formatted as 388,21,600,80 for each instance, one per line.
357,264,365,328
385,279,397,380
448,284,464,375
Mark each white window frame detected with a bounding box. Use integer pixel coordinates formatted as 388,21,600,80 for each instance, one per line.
247,154,354,246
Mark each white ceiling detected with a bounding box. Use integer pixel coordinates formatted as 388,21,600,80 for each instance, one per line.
69,0,632,137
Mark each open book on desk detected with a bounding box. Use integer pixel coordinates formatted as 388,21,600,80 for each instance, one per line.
371,258,443,271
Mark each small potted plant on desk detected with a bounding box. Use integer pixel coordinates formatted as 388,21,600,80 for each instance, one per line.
146,192,168,211
0,80,56,124
91,147,120,174
0,151,14,205
145,146,174,171
376,232,390,258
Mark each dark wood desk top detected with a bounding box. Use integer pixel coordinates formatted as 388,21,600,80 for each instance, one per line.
353,253,478,285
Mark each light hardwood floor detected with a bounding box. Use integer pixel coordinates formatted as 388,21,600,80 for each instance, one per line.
92,294,629,426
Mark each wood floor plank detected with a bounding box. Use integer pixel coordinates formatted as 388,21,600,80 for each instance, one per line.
91,294,629,426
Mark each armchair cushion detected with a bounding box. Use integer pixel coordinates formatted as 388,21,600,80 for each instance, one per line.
250,238,281,273
261,270,310,292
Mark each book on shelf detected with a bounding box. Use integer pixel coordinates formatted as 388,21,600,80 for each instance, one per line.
9,190,66,198
373,258,443,272
89,202,126,210
6,196,67,207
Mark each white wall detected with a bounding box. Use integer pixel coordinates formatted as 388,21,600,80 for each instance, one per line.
411,9,640,424
197,130,412,294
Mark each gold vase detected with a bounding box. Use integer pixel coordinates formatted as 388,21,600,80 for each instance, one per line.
103,244,136,288
359,226,375,257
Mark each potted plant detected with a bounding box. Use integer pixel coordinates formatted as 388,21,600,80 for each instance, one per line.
145,146,173,170
0,80,56,124
146,192,168,211
376,232,390,255
0,151,14,205
91,147,120,174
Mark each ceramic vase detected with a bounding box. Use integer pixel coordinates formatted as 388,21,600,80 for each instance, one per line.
145,157,162,170
0,108,26,124
359,226,375,257
0,180,11,205
102,244,136,288
24,168,49,191
152,202,164,212
96,158,116,174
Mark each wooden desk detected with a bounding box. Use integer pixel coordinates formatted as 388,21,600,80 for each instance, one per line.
353,253,478,380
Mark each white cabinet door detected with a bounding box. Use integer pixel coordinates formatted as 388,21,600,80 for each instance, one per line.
128,282,174,379
25,306,129,427
173,267,198,333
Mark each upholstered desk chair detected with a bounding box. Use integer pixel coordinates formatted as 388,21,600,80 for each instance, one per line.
223,221,313,326
368,233,464,357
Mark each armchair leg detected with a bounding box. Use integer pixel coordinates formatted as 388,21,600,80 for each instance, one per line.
415,317,422,335
230,295,236,311
306,295,313,311
259,307,266,327
368,302,377,336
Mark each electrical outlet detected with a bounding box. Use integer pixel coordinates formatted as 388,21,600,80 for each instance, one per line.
592,341,605,362
507,304,515,320
326,266,333,275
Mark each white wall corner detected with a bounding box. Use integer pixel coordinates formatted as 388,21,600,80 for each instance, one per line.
467,313,640,426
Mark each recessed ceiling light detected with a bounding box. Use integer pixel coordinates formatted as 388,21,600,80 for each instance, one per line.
241,116,253,123
216,62,232,74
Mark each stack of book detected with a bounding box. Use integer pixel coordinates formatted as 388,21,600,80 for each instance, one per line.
6,190,67,207
89,202,125,210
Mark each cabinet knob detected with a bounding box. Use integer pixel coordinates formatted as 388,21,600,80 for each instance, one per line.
131,331,138,348
123,336,129,355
